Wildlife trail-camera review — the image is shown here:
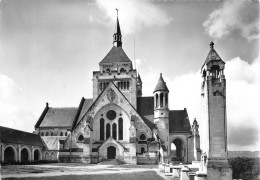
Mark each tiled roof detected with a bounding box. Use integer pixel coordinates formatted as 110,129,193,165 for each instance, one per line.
41,136,66,150
78,98,93,122
72,98,93,129
0,126,45,147
153,73,169,93
99,46,131,64
169,109,191,133
137,96,155,129
39,107,78,128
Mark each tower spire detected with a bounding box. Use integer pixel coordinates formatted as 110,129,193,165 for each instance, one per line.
113,9,122,47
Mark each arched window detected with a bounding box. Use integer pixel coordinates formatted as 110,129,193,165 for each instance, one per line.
165,93,168,107
78,134,84,142
106,123,111,139
155,94,158,108
139,134,146,140
127,81,129,89
112,123,117,140
117,82,120,88
118,118,123,140
60,132,63,136
100,118,104,140
123,82,126,89
160,93,163,107
99,83,102,91
46,132,49,136
41,132,44,136
65,132,67,136
51,132,54,136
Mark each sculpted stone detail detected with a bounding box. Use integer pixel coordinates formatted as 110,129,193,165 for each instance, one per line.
107,88,116,102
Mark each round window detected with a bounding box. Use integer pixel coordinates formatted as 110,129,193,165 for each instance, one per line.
106,110,116,120
78,135,84,141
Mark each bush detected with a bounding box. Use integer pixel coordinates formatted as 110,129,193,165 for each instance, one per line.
229,157,260,180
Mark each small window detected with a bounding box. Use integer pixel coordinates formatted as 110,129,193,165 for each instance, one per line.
65,132,67,136
140,134,146,140
60,132,63,136
41,132,44,136
46,132,49,136
141,147,145,154
51,132,54,136
78,135,84,142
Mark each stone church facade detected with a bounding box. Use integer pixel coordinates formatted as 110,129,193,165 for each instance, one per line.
1,15,232,178
33,16,200,165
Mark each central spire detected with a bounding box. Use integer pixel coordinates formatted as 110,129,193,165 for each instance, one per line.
113,9,122,47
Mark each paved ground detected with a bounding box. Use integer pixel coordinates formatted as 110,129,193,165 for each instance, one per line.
0,162,172,180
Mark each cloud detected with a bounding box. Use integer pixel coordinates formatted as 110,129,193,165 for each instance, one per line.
0,74,36,132
140,56,260,150
203,0,259,41
96,0,172,34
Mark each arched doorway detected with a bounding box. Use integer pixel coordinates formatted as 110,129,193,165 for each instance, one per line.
21,148,29,162
107,146,116,159
34,149,40,161
171,139,184,161
4,146,15,163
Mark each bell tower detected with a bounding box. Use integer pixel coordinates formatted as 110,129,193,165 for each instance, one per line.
201,42,232,180
153,73,170,159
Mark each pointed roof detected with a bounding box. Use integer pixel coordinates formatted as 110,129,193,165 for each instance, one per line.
153,73,169,93
114,16,121,36
113,9,122,47
137,73,142,83
99,46,131,64
203,42,224,67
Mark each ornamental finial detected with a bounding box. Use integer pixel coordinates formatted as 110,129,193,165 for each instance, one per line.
210,42,214,49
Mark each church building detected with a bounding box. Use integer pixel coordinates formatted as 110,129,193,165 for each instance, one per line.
33,14,200,164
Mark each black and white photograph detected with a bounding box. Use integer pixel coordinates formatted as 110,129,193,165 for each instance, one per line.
0,0,259,179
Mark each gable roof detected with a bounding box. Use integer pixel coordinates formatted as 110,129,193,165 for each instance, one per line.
78,98,93,123
99,46,131,64
169,109,191,133
137,96,155,129
74,82,153,132
39,107,77,128
35,103,49,128
0,126,45,147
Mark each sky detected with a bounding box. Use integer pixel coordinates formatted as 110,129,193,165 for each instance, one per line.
0,0,259,151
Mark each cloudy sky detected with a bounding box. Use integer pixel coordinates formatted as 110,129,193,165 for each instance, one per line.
0,0,259,151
